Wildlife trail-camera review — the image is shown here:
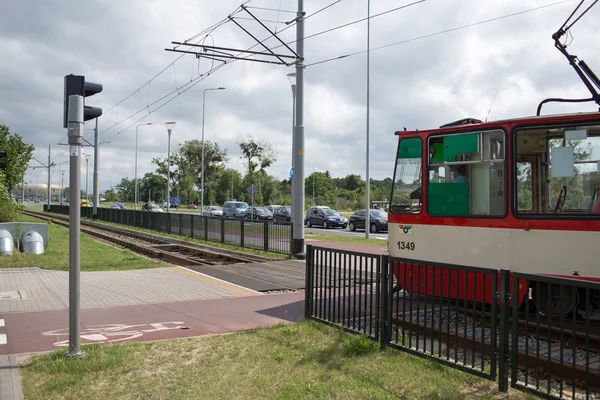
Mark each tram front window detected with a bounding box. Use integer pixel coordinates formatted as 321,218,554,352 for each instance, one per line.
515,124,600,216
391,137,422,214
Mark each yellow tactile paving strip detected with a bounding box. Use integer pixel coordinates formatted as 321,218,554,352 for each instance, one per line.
168,266,262,297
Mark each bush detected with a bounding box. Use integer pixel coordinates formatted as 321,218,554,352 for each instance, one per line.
0,173,22,222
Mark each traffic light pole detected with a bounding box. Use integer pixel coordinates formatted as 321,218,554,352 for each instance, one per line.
65,94,84,360
93,118,99,218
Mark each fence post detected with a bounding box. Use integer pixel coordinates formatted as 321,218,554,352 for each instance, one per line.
179,213,183,236
204,216,208,241
289,223,294,256
498,269,510,392
220,217,225,244
304,244,313,318
190,214,195,239
263,220,269,252
380,255,390,348
240,218,245,248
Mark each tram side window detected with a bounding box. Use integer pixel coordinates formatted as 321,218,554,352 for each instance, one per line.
427,130,506,217
390,137,422,214
515,124,600,216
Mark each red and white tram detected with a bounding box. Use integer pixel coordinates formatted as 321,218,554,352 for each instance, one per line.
387,1,600,317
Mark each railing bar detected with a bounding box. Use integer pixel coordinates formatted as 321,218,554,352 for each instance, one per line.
446,266,451,361
571,284,576,400
358,255,363,334
559,284,565,398
471,271,476,370
369,256,374,337
416,261,421,352
536,279,541,391
524,278,530,388
409,262,414,349
399,261,405,346
480,272,486,372
343,253,347,326
455,268,459,363
585,288,590,400
438,266,443,359
353,254,358,332
328,249,332,322
463,269,468,367
337,251,341,325
546,282,552,395
430,264,435,357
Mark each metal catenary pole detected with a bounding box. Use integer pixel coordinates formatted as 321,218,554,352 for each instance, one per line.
47,144,51,210
65,94,84,359
291,0,305,258
365,0,371,239
93,118,99,218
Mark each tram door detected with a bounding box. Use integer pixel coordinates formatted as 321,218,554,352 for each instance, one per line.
516,156,540,214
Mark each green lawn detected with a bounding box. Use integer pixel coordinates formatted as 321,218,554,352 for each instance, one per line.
0,214,168,271
19,320,533,400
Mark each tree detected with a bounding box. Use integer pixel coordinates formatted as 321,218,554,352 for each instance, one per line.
153,139,228,205
138,172,167,203
0,173,22,222
115,177,135,202
0,125,35,189
238,134,277,176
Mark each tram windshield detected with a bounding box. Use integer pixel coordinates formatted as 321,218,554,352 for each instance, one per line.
390,137,422,213
515,124,600,216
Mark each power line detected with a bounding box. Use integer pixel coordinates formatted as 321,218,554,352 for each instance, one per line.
305,0,573,68
97,0,345,138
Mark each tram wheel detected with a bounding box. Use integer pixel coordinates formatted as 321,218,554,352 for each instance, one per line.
532,282,579,319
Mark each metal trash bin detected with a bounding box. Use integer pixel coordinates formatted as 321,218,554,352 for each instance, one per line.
0,230,14,255
21,231,45,255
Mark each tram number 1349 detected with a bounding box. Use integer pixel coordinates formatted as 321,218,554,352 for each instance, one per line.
397,241,415,251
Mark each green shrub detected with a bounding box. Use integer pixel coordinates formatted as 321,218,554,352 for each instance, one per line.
0,173,22,222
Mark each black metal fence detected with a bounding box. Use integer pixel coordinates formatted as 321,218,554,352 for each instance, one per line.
305,245,600,399
44,205,292,255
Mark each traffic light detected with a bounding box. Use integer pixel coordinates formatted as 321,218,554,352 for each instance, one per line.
0,151,5,169
63,74,103,128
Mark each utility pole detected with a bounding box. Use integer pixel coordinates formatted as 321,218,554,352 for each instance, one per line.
291,0,305,259
66,94,84,359
85,154,90,203
93,118,99,218
32,148,56,209
48,145,52,209
365,0,371,239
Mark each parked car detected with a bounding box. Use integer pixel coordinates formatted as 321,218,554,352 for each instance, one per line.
151,204,164,212
304,206,348,229
109,204,121,210
267,204,282,212
245,206,273,220
203,206,223,217
187,203,198,209
348,209,388,233
222,201,249,218
116,202,126,210
273,206,291,224
81,199,91,207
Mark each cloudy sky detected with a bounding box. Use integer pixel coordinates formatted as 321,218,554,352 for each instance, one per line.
1,0,599,193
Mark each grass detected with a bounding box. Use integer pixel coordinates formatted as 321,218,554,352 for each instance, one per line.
306,232,388,247
0,214,168,271
19,320,534,400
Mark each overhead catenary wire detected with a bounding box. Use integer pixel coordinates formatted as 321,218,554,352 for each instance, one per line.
304,0,573,68
98,0,346,139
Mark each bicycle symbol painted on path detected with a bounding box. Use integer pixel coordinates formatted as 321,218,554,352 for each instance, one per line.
42,321,188,347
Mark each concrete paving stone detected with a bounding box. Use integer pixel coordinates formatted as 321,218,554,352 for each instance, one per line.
0,267,242,313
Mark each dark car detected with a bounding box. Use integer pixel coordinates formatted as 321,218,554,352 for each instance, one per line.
273,206,291,224
348,209,388,233
245,206,273,220
304,206,348,229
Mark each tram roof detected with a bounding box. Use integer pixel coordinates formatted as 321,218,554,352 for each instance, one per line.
395,111,600,136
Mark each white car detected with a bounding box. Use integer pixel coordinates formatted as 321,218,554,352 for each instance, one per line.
151,204,164,212
204,206,223,217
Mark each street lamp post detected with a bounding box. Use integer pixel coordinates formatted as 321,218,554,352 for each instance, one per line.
201,87,225,214
135,122,153,210
287,73,296,219
85,154,90,203
365,0,372,239
165,122,176,213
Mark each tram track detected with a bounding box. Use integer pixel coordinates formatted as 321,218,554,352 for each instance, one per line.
23,210,304,292
390,299,600,394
